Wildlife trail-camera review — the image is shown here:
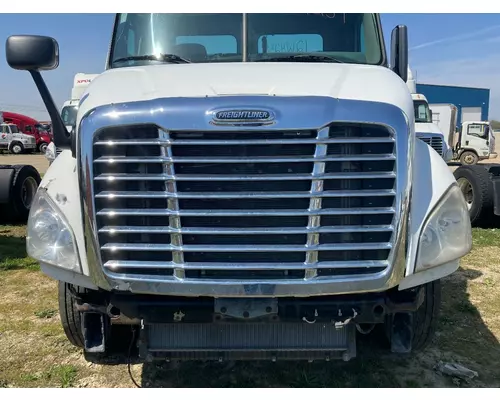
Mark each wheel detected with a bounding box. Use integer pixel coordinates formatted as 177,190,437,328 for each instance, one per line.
460,151,479,165
58,281,85,348
0,165,41,223
384,280,441,353
410,280,441,351
38,142,48,154
58,282,132,360
453,165,494,226
9,142,24,154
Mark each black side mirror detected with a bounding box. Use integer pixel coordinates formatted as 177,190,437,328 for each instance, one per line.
6,35,59,71
5,35,72,155
390,25,408,82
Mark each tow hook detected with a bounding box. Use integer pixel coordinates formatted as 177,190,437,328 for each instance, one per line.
75,302,121,320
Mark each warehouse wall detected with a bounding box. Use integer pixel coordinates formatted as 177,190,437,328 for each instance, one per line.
416,83,490,128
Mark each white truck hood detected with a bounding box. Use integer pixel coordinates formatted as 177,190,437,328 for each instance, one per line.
78,63,414,125
415,122,444,136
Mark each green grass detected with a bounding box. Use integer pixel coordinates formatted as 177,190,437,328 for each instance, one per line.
471,228,500,247
0,225,39,271
34,308,57,319
39,365,78,388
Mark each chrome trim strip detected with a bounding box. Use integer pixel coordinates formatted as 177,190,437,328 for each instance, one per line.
94,137,395,146
104,260,389,270
99,225,394,235
96,207,396,217
94,154,396,163
101,242,392,252
79,95,410,296
94,171,396,182
94,189,396,199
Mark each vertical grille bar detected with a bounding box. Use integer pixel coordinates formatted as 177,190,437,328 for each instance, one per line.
305,127,329,279
161,130,185,279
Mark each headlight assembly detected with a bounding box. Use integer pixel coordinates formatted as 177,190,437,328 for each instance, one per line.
415,183,472,272
26,188,81,272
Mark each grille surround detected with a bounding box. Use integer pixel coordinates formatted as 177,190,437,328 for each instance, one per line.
79,96,412,297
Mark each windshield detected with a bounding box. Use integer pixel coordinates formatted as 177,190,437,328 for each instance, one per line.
467,123,489,139
61,106,78,127
110,13,384,67
35,123,49,134
1,125,19,133
413,100,432,123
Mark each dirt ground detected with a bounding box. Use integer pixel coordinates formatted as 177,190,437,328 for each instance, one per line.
0,154,50,175
0,226,499,388
1,138,500,387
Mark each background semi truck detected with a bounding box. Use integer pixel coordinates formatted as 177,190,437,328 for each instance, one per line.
6,13,473,362
46,73,98,164
0,111,52,153
61,73,98,133
406,67,452,162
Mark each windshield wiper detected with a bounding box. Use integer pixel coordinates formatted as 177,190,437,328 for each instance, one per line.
113,54,191,64
255,54,344,63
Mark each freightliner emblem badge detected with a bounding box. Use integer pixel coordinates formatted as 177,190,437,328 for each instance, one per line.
211,109,275,126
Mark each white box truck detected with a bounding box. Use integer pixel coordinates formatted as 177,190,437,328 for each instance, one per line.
6,13,473,362
430,103,497,165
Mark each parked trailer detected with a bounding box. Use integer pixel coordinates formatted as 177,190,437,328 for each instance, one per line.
0,164,41,223
454,164,500,225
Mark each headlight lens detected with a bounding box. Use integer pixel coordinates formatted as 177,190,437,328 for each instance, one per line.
26,189,80,272
415,184,472,272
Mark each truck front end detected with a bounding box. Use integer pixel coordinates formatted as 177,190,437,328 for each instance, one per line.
8,13,473,362
412,94,453,162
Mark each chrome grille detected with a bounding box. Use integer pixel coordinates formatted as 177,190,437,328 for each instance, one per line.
92,123,396,281
419,136,443,156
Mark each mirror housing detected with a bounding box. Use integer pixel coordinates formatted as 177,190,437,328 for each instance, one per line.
6,35,59,71
390,25,408,82
5,35,73,155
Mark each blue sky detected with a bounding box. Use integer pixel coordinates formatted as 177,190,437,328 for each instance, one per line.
0,13,499,120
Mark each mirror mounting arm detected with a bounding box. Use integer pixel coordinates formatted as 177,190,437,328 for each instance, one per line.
29,70,74,157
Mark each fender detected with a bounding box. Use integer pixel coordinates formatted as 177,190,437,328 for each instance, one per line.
37,150,96,289
399,138,460,290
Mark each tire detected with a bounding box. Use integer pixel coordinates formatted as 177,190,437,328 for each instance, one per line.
411,280,441,351
0,165,41,223
38,142,48,154
58,282,131,360
58,281,85,348
453,165,494,226
460,150,479,165
9,141,24,155
384,280,441,353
